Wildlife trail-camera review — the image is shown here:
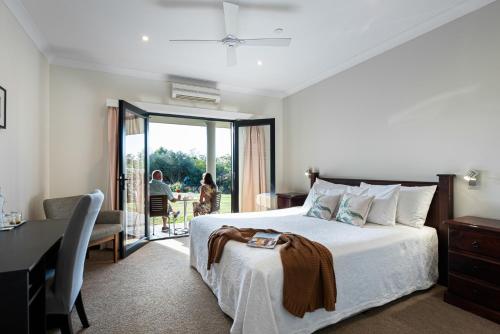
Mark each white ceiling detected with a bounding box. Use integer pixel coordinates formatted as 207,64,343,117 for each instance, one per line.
6,0,495,97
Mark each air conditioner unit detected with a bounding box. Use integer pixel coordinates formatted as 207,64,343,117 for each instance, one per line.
171,83,221,104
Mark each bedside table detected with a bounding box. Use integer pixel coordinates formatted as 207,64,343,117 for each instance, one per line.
277,193,307,209
444,216,500,324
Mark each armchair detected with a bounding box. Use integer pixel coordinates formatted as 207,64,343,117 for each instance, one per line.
43,195,123,263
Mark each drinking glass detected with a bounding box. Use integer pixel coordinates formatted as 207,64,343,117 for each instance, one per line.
3,214,13,225
10,212,21,224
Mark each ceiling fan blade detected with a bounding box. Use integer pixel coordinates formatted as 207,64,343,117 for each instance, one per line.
241,38,292,47
227,47,237,66
223,1,239,36
169,39,221,44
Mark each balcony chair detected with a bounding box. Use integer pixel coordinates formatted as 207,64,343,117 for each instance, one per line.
210,192,222,214
149,195,173,235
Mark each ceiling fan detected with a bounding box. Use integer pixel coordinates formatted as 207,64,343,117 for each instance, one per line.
170,1,292,66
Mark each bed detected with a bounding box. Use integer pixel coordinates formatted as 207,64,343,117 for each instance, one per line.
190,175,454,334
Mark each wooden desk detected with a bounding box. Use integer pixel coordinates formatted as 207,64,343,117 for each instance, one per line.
0,219,67,334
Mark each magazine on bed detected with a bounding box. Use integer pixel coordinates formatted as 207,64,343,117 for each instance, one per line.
247,232,281,249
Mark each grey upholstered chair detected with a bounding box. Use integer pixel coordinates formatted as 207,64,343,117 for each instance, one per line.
44,195,123,262
46,190,104,334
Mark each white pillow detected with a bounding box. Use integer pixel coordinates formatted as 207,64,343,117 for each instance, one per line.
345,185,369,196
360,183,401,226
396,185,437,228
303,179,347,210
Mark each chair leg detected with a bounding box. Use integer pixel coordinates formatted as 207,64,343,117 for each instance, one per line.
152,217,156,235
61,314,74,334
75,291,90,328
47,314,73,334
113,233,118,263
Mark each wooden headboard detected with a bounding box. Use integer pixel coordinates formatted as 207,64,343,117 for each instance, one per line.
311,173,455,286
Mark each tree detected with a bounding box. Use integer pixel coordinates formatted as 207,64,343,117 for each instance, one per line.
149,147,232,194
216,154,232,193
148,147,234,193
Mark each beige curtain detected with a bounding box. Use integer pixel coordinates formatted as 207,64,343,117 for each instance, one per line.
128,158,145,215
126,114,145,217
241,126,268,212
125,113,144,135
106,107,119,210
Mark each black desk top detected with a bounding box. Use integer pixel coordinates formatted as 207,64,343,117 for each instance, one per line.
0,219,67,273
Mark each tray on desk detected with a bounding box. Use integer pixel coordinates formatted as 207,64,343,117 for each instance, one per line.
0,220,27,231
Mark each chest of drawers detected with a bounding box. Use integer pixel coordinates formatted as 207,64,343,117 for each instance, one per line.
444,216,500,323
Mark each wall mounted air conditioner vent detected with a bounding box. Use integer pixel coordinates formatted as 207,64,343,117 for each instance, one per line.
171,83,221,104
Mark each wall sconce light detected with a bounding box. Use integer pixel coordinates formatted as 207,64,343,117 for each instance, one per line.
305,167,319,187
305,167,319,177
464,169,479,187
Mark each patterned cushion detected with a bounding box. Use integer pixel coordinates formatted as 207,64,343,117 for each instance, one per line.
335,193,374,227
305,192,341,220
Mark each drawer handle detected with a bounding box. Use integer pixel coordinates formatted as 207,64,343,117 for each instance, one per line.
471,240,480,249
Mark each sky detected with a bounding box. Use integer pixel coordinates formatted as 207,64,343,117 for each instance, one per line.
149,123,231,156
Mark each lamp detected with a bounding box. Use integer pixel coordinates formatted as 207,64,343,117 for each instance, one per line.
464,169,479,187
305,167,319,187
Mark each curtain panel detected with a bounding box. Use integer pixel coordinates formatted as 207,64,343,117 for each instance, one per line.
241,126,268,212
107,106,119,210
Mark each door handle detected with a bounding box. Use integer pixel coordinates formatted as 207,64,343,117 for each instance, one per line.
118,174,129,190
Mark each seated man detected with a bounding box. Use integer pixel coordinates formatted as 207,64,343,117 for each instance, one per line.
149,170,180,232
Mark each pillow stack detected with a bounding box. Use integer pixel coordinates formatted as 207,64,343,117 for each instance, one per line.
303,179,437,228
304,179,345,220
303,179,346,210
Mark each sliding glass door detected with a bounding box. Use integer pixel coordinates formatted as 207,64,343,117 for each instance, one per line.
232,119,275,212
118,101,149,254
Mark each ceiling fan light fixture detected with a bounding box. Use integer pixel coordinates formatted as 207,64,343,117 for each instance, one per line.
142,35,149,42
170,1,292,66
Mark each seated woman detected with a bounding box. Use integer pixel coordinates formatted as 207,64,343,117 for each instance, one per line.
193,173,217,217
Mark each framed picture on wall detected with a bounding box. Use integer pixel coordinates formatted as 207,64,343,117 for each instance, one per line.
0,86,6,129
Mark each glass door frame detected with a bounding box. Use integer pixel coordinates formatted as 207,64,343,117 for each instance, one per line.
231,118,276,212
118,100,150,256
116,106,277,251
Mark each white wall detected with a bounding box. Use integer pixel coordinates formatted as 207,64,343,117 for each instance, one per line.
0,2,49,219
49,66,284,204
284,1,500,219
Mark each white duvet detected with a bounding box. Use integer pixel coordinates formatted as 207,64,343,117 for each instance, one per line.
190,207,438,334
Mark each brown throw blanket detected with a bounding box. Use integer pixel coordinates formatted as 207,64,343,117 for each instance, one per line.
207,225,336,318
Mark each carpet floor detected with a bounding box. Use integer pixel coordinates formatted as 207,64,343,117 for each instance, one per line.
66,238,499,333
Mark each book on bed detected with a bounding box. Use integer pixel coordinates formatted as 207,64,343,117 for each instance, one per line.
247,232,281,249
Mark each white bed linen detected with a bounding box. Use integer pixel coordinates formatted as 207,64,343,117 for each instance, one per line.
190,207,438,334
